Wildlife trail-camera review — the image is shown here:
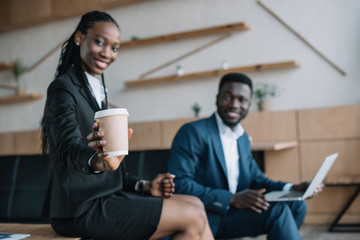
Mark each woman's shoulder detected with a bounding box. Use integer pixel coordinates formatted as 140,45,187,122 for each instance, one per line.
48,67,79,90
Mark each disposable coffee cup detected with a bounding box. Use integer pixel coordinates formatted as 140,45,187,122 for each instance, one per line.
94,108,129,157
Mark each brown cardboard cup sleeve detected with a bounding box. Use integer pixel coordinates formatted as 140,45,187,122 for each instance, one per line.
94,108,129,157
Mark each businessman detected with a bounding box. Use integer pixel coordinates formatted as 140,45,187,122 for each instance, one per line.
168,73,320,239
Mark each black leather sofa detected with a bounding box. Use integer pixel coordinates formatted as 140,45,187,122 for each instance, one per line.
0,150,169,223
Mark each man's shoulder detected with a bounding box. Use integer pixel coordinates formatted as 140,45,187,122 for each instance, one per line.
174,116,216,142
173,116,215,145
182,116,214,130
238,132,251,145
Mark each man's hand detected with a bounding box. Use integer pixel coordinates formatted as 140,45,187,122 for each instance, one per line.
292,181,324,199
230,189,269,213
291,182,309,191
87,122,133,171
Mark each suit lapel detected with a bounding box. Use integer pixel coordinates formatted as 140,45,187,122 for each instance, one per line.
68,67,101,111
236,135,252,191
207,114,228,181
79,87,100,111
236,137,246,190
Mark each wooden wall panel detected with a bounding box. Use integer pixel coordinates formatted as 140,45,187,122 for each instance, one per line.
11,0,52,24
52,0,99,18
0,132,15,155
307,187,359,214
14,130,42,155
0,0,11,29
301,140,360,224
242,110,297,142
300,140,360,180
264,148,300,183
0,0,156,33
305,214,360,225
0,130,41,155
298,104,360,141
305,186,360,224
128,121,162,151
100,0,154,8
100,0,121,3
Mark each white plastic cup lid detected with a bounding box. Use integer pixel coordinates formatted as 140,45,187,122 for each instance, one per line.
106,150,128,157
94,108,129,119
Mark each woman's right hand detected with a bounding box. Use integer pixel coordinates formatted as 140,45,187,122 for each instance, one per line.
146,173,175,198
87,122,133,171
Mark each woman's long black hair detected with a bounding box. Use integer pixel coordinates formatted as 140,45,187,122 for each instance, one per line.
41,11,119,155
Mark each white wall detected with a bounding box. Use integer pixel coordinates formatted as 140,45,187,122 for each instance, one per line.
0,0,359,133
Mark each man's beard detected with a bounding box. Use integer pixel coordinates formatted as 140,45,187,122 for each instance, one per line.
224,112,248,128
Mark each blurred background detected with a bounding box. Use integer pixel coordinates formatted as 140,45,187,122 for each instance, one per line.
0,0,359,129
0,0,359,237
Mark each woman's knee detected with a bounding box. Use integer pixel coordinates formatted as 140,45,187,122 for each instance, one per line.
155,198,207,239
186,200,206,220
186,195,206,210
163,196,207,228
180,200,208,233
172,194,206,211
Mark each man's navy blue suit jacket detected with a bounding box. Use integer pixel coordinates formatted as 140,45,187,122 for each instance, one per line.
168,114,287,233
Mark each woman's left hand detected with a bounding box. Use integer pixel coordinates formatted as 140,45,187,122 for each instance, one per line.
87,122,133,171
145,173,175,198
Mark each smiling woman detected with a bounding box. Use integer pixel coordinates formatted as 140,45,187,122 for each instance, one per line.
76,21,120,75
40,11,214,240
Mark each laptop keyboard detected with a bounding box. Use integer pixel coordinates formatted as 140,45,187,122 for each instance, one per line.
280,191,304,199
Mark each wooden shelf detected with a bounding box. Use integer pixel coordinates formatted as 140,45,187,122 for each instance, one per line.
251,141,297,151
120,22,250,49
0,62,14,71
0,93,43,104
125,60,300,86
0,0,155,34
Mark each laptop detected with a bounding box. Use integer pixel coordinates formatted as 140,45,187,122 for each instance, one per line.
265,152,338,202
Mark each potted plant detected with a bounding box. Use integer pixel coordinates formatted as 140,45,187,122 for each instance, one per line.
12,59,28,95
253,83,278,112
191,102,201,117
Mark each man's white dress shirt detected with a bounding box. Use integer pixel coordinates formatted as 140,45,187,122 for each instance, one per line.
215,112,292,193
215,112,244,193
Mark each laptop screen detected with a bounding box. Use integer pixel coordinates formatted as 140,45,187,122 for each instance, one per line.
303,152,338,199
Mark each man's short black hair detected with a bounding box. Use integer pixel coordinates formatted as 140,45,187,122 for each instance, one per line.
218,73,253,94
